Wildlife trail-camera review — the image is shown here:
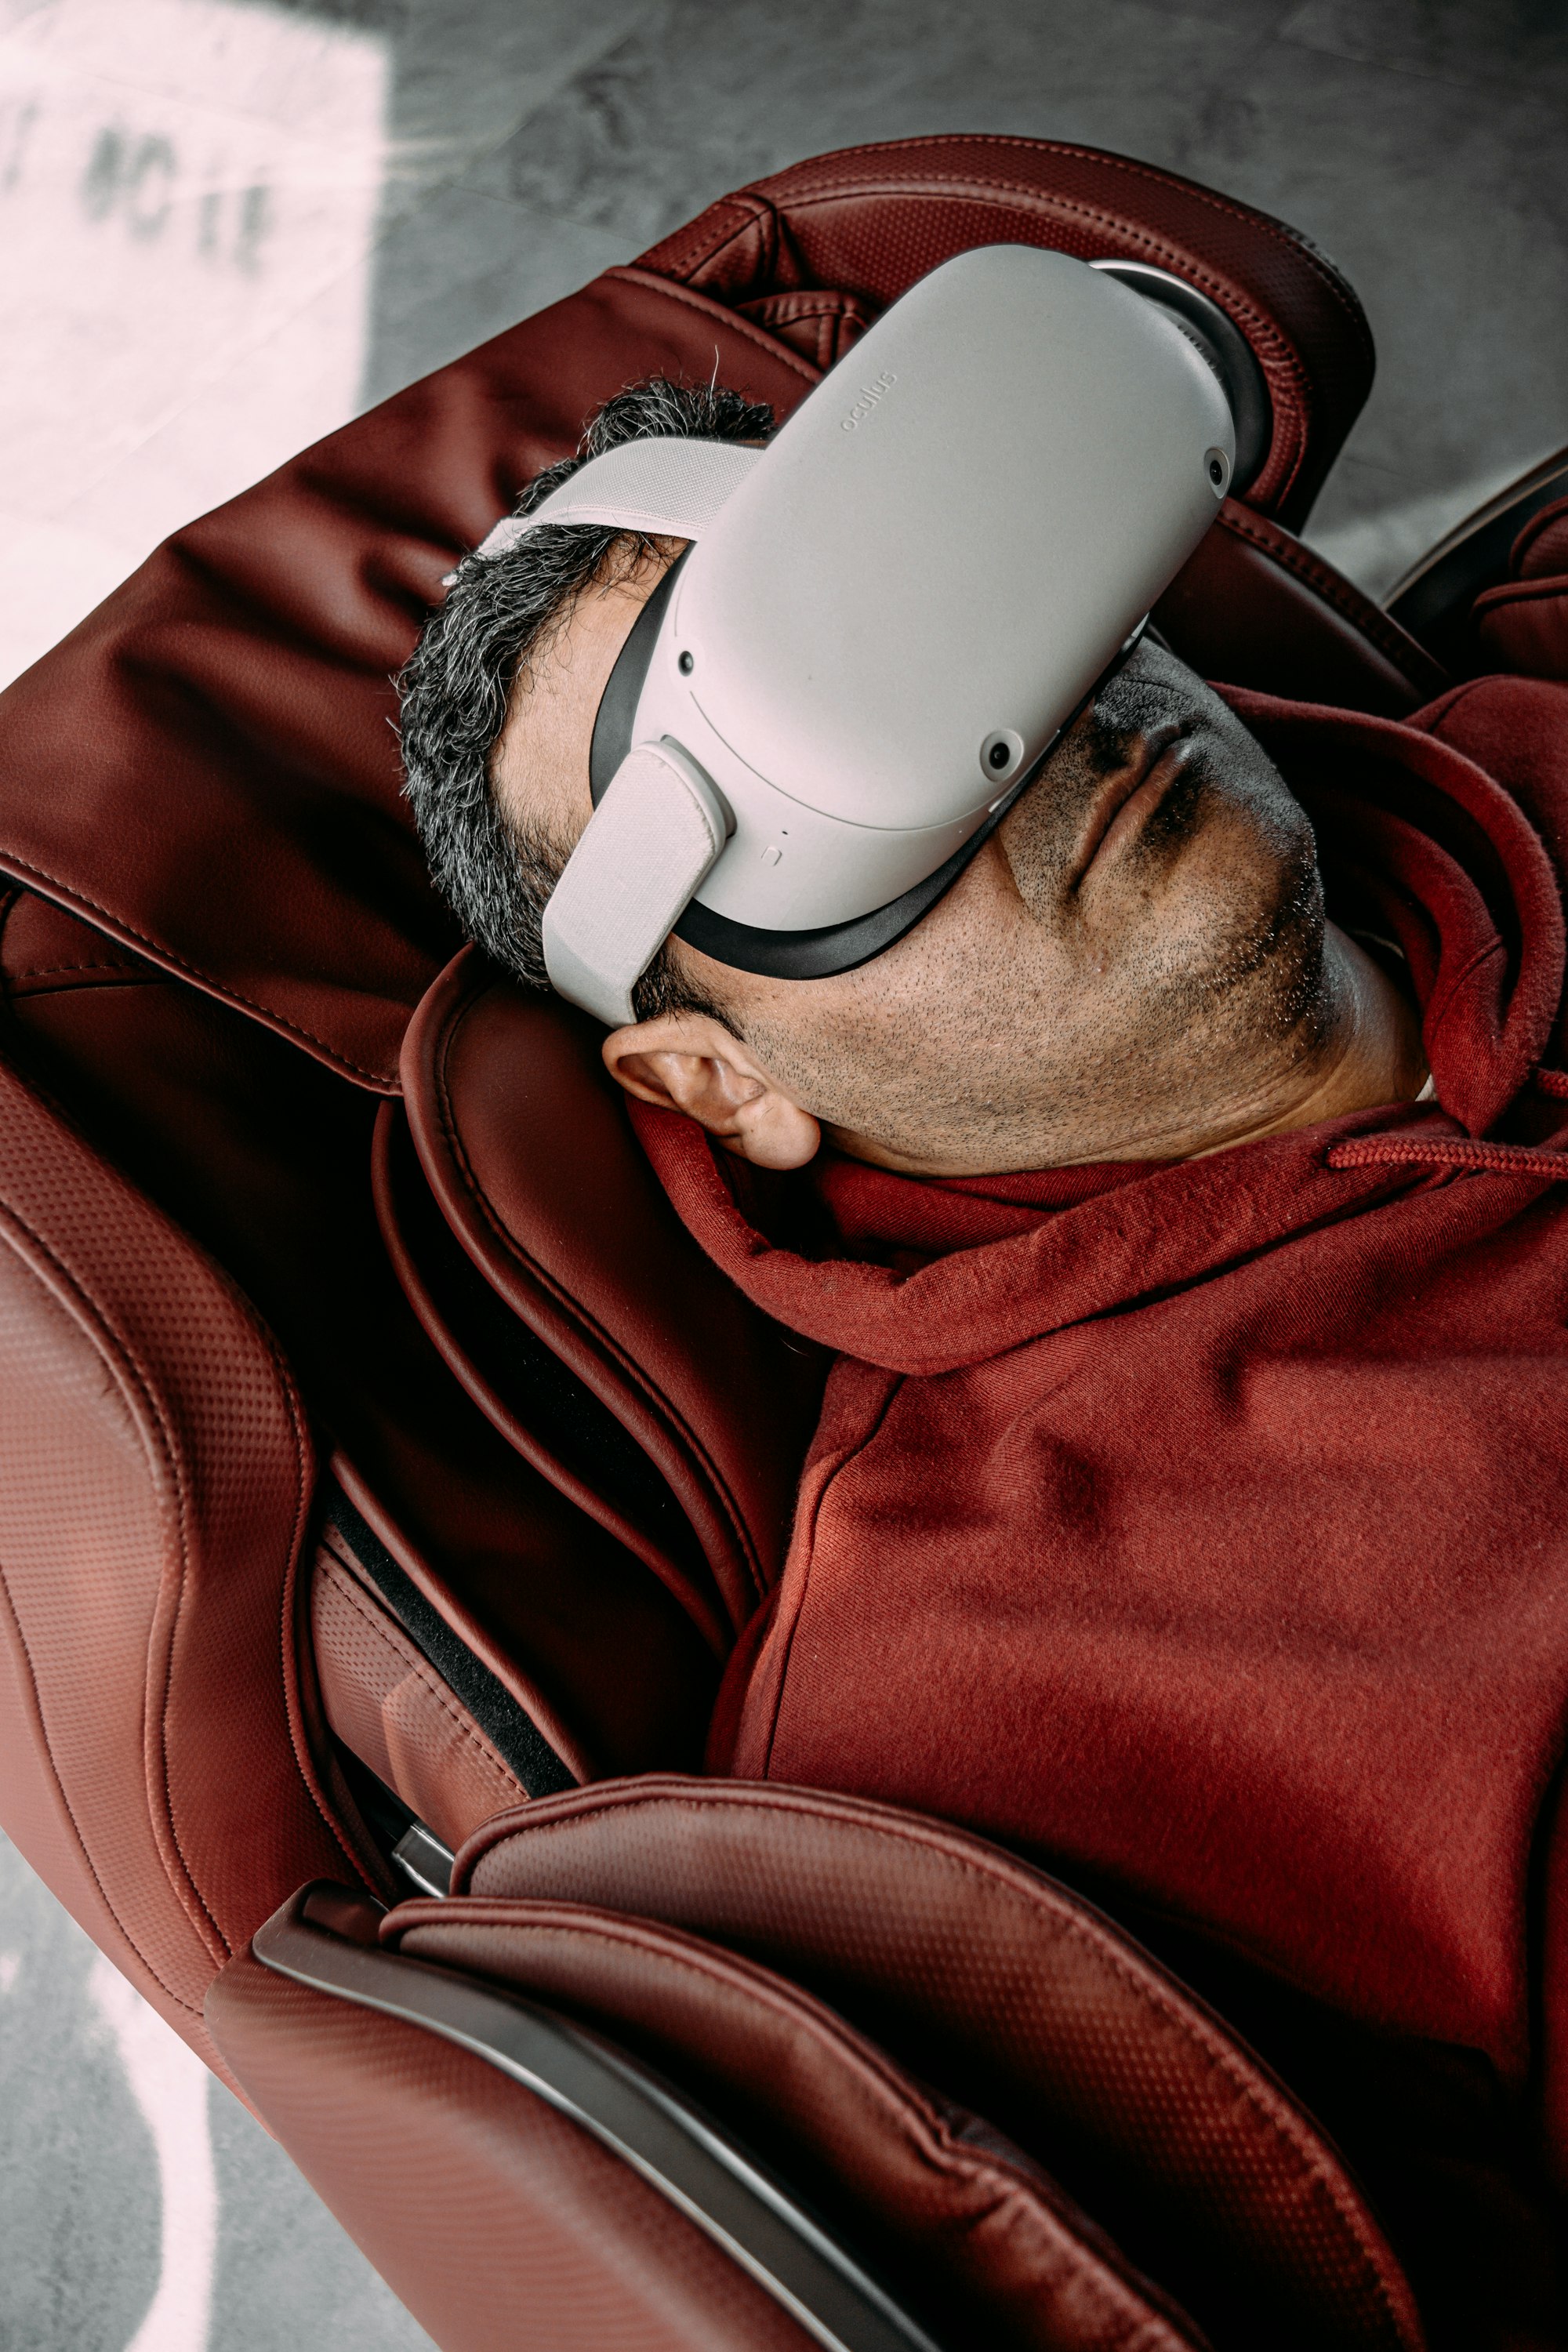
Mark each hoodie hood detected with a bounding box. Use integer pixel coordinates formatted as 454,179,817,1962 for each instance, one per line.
631,680,1568,1376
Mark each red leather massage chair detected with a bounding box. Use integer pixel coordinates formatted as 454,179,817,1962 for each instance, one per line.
2,138,1566,2350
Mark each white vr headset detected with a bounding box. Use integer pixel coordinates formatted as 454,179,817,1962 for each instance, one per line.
468,245,1248,1026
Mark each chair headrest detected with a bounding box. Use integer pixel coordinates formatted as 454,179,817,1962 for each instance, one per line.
389,949,826,1647
0,136,1380,1090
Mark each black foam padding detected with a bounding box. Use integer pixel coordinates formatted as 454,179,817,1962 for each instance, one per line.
323,1485,576,1799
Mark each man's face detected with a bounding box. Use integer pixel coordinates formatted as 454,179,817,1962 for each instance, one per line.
495,560,1332,1171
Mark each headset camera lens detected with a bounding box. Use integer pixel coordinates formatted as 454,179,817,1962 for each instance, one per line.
989,741,1010,769
678,651,695,674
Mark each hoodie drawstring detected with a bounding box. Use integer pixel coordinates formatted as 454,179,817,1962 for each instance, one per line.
1327,1134,1568,1179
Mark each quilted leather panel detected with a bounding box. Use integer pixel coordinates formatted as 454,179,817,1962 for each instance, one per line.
389,1898,1207,2350
459,1777,1423,2352
637,135,1375,529
207,1951,819,2352
0,1049,360,2064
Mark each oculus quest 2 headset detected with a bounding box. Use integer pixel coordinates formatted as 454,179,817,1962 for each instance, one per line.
467,245,1245,1026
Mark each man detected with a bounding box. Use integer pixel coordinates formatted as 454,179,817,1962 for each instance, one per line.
405,379,1429,1177
403,378,1568,2327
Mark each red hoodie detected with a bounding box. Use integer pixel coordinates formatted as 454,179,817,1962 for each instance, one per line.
631,675,1568,2249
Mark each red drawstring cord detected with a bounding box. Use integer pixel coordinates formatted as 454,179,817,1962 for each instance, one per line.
1323,1069,1568,1174
1327,1135,1568,1178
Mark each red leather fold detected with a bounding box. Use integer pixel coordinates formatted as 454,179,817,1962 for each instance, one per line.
387,1893,1209,2352
453,1775,1423,2352
392,949,826,1638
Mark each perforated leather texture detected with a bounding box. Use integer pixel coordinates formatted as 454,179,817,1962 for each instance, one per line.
392,1893,1212,2349
0,1048,363,2071
457,1777,1424,2352
208,1950,818,2352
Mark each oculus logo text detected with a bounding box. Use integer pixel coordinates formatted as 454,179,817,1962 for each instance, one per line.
841,371,897,430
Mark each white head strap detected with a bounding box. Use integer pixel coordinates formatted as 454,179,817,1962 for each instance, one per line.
461,439,764,573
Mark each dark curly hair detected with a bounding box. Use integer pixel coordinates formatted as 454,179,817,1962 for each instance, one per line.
397,376,775,1022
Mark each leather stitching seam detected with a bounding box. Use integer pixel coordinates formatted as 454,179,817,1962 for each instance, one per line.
0,1195,228,1969
262,1329,369,1885
753,169,1338,506
0,1508,201,2015
9,960,155,981
481,1788,1408,2343
1215,506,1439,687
603,269,821,387
411,1902,1185,2331
0,849,396,1088
771,176,1309,379
754,136,1370,356
651,194,775,285
426,1050,740,1641
430,1001,765,1613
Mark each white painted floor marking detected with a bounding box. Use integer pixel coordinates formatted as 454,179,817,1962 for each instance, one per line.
89,1955,216,2352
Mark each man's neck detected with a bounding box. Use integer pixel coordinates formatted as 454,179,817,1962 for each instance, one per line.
828,924,1428,1178
1183,923,1428,1161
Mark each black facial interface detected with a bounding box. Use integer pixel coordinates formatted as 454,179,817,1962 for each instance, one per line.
588,553,687,804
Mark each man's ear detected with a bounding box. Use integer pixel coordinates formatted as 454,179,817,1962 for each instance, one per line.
602,1012,821,1171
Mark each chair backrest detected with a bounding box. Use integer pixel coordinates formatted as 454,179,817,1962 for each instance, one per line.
0,1046,372,2076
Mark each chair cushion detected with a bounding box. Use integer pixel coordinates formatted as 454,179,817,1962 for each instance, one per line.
208,1938,820,2352
448,1775,1423,2352
386,1895,1210,2350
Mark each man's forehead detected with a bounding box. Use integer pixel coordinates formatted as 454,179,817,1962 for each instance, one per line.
492,564,661,839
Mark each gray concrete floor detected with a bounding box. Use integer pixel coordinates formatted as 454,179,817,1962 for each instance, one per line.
0,1829,433,2352
2,0,1566,2343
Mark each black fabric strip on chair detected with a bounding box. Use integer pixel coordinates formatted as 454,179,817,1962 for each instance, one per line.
323,1486,575,1798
